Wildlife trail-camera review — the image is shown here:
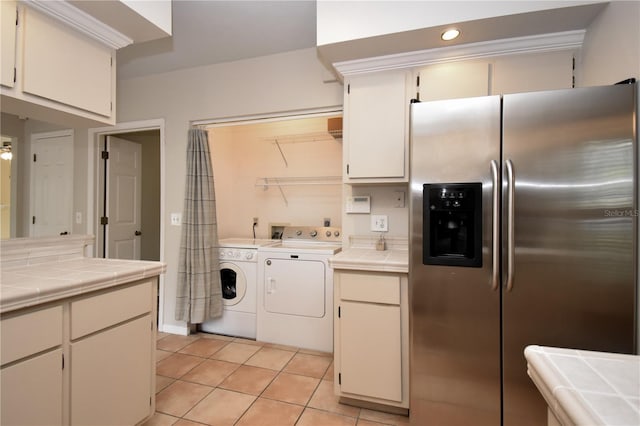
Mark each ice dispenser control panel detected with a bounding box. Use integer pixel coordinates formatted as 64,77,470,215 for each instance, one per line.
423,183,482,267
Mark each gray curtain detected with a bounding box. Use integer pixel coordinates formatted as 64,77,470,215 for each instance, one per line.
175,128,222,323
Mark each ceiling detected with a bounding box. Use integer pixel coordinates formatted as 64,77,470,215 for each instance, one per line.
116,1,608,81
116,0,317,80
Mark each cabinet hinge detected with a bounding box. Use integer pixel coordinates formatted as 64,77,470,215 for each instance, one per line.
347,83,350,94
100,217,109,225
62,354,65,370
33,153,36,162
13,67,16,83
110,101,113,112
149,396,152,406
416,75,420,87
571,56,576,88
101,150,109,160
111,57,113,67
16,8,19,26
338,373,341,385
338,306,341,318
32,216,35,225
346,164,349,175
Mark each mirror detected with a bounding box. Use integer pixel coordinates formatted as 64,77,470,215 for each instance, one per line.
0,112,77,240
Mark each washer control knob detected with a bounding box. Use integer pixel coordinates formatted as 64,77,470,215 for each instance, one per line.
245,252,254,260
310,230,318,237
334,231,340,237
296,230,302,236
326,230,332,237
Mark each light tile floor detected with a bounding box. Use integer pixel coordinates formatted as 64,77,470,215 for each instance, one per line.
143,332,410,426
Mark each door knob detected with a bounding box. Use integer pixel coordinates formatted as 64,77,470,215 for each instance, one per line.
135,230,142,236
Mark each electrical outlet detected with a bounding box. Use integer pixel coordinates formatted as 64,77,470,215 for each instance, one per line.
371,214,389,232
393,191,406,208
171,213,182,226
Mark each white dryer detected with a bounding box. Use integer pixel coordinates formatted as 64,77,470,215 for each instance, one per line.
199,238,277,339
257,227,342,352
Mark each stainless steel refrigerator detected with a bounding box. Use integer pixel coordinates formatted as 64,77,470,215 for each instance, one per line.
409,83,638,426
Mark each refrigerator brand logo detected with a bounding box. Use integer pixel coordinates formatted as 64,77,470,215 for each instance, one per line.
604,209,639,217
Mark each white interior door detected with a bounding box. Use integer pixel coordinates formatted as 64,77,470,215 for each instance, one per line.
30,130,73,237
107,136,142,260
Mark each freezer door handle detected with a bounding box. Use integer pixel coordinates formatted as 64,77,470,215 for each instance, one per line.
491,160,500,291
505,159,515,291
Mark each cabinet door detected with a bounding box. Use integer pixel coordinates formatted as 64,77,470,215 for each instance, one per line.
0,349,63,426
418,61,490,101
22,6,113,116
339,301,402,402
263,258,325,317
70,315,152,426
492,50,573,95
345,70,408,180
0,0,16,88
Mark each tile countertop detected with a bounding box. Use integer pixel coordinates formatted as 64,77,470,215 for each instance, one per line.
1,257,166,314
329,236,408,273
524,345,640,426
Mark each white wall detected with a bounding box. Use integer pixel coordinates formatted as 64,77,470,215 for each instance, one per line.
579,1,640,86
116,48,343,333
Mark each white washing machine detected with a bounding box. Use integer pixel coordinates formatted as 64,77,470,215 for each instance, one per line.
257,226,342,352
199,238,278,339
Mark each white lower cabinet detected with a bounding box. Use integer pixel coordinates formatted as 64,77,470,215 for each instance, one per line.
1,349,64,425
0,278,157,426
334,270,409,411
71,315,152,426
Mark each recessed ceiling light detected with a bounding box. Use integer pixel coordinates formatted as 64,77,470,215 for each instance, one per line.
441,28,460,41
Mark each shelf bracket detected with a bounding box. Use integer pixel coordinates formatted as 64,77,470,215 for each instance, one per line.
274,139,288,168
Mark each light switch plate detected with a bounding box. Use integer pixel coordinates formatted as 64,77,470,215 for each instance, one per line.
371,214,389,232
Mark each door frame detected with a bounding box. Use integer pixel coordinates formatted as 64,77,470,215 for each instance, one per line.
88,119,166,330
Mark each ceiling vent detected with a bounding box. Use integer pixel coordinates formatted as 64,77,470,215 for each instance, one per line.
328,117,342,140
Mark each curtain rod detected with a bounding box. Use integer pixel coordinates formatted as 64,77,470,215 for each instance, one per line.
190,106,342,129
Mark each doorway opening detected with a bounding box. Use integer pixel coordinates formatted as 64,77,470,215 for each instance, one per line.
89,119,165,327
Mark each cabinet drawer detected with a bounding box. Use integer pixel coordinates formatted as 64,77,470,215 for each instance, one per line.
1,305,63,365
340,272,400,305
71,280,152,340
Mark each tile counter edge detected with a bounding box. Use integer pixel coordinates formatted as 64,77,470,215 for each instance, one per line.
1,258,166,314
330,248,409,273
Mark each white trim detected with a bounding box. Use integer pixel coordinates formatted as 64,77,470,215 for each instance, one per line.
22,0,133,49
160,323,190,336
192,106,343,128
334,30,586,76
87,119,166,331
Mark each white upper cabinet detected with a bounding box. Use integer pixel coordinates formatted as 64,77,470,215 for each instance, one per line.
417,51,574,102
418,61,491,102
344,69,411,183
22,7,113,117
0,1,171,128
491,50,574,94
1,1,17,89
1,3,115,126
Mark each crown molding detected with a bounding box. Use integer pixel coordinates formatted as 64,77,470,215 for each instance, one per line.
334,30,586,77
22,0,133,49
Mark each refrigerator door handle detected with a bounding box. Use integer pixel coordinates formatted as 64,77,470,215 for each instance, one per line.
491,160,500,291
506,159,515,291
